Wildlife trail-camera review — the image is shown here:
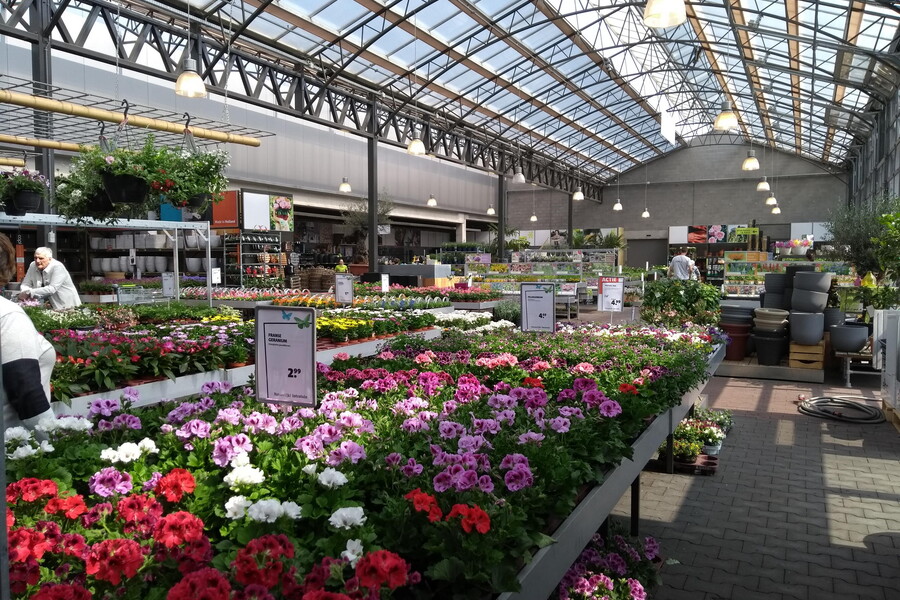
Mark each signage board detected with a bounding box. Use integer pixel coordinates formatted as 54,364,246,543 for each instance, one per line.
380,273,390,293
255,305,317,407
161,272,175,298
520,283,555,333
734,227,759,236
210,267,222,285
598,276,624,312
335,274,354,304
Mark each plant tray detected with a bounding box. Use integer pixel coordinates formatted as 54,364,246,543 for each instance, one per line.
672,454,719,476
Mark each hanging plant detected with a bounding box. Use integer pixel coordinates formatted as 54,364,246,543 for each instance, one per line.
164,148,230,213
0,168,50,216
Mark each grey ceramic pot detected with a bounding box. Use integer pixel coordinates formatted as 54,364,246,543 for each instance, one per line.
794,272,833,292
791,289,828,313
790,311,825,345
829,323,869,353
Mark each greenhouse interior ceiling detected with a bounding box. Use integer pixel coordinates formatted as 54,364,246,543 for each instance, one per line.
1,0,900,185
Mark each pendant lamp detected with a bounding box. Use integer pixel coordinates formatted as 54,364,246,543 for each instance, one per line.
529,186,537,222
426,194,437,207
175,3,207,98
771,205,781,214
742,150,759,171
643,0,687,28
765,191,777,206
641,178,650,218
339,177,352,193
512,165,526,184
713,101,738,131
756,176,770,192
572,186,584,201
613,176,622,211
486,204,496,216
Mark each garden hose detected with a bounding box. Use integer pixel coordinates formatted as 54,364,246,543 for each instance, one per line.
796,396,885,424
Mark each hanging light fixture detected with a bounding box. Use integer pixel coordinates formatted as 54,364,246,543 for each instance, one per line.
771,204,781,215
175,3,207,97
529,185,537,222
407,130,426,155
406,14,426,155
426,194,437,207
643,0,687,28
339,177,352,193
512,165,526,184
641,178,650,218
765,191,778,206
613,176,623,211
756,176,770,192
486,203,496,216
742,150,759,171
713,100,738,131
572,185,584,201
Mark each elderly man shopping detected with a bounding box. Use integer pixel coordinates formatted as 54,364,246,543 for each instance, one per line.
18,247,82,309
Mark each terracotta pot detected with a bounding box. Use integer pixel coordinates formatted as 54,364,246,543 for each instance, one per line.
226,362,248,369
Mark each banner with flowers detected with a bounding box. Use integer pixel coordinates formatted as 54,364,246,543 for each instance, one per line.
270,195,294,232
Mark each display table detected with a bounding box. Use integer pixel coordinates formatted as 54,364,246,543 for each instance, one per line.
834,349,880,387
379,264,453,286
498,344,725,600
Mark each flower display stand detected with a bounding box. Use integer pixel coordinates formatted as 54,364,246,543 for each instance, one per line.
451,301,499,310
496,344,724,600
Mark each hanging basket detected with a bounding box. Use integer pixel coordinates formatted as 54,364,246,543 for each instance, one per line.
84,191,115,217
187,193,211,208
101,172,149,204
4,190,43,216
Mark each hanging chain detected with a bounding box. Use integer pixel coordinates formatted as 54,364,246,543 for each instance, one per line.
221,0,233,125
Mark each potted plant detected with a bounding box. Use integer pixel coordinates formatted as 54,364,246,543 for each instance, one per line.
0,168,50,215
164,148,229,212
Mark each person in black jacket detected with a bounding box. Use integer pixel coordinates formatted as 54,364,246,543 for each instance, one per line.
0,233,55,430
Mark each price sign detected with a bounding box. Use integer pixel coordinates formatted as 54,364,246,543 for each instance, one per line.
128,249,136,266
161,272,176,298
210,267,222,285
520,283,556,333
380,273,390,293
335,274,354,304
598,276,624,312
255,306,317,407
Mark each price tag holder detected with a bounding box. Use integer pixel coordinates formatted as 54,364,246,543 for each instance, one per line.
599,276,624,312
520,282,556,333
380,273,390,293
335,273,354,304
128,249,136,266
211,267,222,285
255,305,317,407
161,272,176,298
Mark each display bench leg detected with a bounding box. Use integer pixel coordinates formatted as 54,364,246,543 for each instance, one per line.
844,356,852,388
665,432,675,474
630,474,640,536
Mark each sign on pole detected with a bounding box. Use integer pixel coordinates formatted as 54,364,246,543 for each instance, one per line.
380,273,390,293
255,305,317,407
210,267,222,285
161,272,176,297
335,274,354,304
599,276,625,312
521,283,556,332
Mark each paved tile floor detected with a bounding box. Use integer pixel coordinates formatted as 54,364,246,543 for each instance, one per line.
610,373,900,600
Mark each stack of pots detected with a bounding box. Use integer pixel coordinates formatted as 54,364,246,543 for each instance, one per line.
789,271,833,346
720,303,755,361
753,308,789,365
762,273,788,309
783,264,815,310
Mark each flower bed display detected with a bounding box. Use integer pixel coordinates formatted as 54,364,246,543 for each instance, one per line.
6,323,720,599
355,283,502,303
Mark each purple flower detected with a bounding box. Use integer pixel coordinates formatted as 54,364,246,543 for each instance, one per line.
599,399,622,418
121,387,140,403
400,458,423,478
89,467,133,497
478,475,494,493
499,453,530,470
472,418,501,435
558,406,585,419
337,412,364,428
176,419,212,441
212,434,254,467
96,420,113,431
556,389,576,402
326,441,367,466
582,389,607,408
402,417,430,433
457,434,487,452
297,408,316,419
518,431,545,445
295,435,325,459
438,421,466,439
277,416,304,434
628,578,646,600
111,414,142,430
80,502,112,528
88,398,120,417
643,536,659,560
385,452,402,467
548,416,571,433
242,412,279,434
201,380,233,394
433,471,452,492
142,472,163,492
454,469,478,492
441,400,459,415
605,552,627,576
215,407,242,425
160,424,174,434
487,394,516,409
504,464,534,492
314,424,343,444
493,409,516,425
572,378,597,392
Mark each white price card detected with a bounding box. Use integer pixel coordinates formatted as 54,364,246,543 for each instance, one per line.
599,276,625,312
380,273,390,293
255,306,317,407
335,273,354,304
520,283,556,333
210,267,222,285
161,272,176,297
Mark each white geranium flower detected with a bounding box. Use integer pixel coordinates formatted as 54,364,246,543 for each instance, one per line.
341,539,364,567
248,499,284,523
5,427,31,443
223,465,265,490
328,506,366,530
317,467,348,489
137,438,159,454
225,495,252,520
230,451,251,468
116,442,142,463
301,464,318,476
9,445,37,460
37,415,93,433
281,501,302,519
39,441,54,453
100,448,119,462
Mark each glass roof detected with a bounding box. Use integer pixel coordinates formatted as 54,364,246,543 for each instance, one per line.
163,0,900,178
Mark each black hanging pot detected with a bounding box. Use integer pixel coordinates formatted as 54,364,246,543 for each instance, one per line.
101,172,149,204
85,191,115,217
187,193,211,208
5,190,43,216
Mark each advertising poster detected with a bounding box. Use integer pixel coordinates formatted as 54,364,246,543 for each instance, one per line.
241,191,271,230
255,306,317,407
706,224,726,243
212,190,240,228
271,195,295,232
687,225,708,245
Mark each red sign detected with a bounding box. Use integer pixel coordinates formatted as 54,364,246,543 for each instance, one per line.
212,190,239,228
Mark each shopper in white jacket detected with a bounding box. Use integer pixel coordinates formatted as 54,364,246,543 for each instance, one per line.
18,246,82,309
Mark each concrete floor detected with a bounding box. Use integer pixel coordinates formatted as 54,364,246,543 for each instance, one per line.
568,303,900,600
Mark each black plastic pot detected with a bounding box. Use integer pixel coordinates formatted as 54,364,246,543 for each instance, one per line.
4,190,43,216
754,334,785,366
102,172,149,204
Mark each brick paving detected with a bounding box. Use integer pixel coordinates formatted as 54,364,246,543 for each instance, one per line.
566,307,900,599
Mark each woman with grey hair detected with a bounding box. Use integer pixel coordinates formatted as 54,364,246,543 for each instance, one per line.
18,246,82,309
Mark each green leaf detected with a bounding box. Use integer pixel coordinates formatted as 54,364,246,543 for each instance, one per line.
427,557,466,582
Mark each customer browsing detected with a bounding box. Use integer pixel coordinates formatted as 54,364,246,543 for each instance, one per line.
18,247,82,309
668,247,692,280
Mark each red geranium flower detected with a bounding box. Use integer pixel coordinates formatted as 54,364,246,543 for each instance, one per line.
522,377,544,389
154,468,196,503
7,507,14,530
355,550,409,590
233,534,295,589
30,582,92,600
167,567,231,600
301,591,353,600
618,383,639,395
44,494,88,520
8,527,53,562
445,504,491,534
152,511,204,548
404,488,443,522
7,478,58,504
85,538,144,585
118,493,164,535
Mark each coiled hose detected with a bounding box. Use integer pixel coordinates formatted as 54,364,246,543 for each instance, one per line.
797,396,886,424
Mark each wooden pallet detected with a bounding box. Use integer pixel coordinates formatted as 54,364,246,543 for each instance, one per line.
789,340,825,370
